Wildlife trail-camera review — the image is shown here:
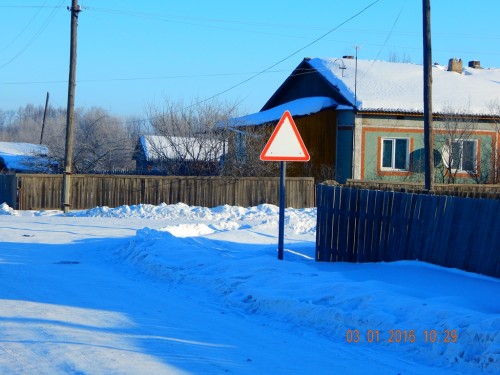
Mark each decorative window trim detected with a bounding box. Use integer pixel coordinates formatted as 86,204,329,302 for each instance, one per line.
442,138,479,174
378,137,411,174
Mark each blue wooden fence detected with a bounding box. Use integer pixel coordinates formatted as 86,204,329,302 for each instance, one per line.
316,184,500,278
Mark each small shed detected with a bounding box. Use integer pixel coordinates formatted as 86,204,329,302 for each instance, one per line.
133,135,227,175
0,142,55,173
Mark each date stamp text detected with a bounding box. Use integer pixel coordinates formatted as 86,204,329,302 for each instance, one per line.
345,329,458,344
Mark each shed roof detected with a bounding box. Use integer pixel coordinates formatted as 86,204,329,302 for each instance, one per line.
0,142,52,172
137,135,226,161
227,96,337,127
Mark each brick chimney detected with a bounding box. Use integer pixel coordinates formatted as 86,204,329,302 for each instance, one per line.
468,60,481,69
447,58,463,73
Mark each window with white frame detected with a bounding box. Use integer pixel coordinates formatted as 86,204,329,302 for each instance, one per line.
381,138,410,171
450,139,477,172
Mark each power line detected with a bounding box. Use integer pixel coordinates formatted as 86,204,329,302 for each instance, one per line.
3,0,381,128
178,0,382,112
0,0,65,70
4,1,382,127
0,69,293,85
0,0,49,54
105,0,382,126
0,5,63,8
357,0,408,84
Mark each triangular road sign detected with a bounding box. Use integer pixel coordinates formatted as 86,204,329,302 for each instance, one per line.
260,110,310,161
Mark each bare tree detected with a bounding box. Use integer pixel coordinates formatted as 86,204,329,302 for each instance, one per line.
73,108,135,173
434,107,480,183
486,100,500,183
41,107,135,173
388,51,412,63
144,98,240,176
2,104,139,173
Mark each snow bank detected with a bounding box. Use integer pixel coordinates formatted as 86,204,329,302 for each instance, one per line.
0,203,17,216
70,203,317,235
115,218,500,374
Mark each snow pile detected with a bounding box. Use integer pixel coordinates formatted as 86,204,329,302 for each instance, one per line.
70,203,317,234
0,203,17,216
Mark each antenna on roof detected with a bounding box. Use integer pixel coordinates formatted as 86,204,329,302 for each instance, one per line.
354,46,361,110
332,58,347,77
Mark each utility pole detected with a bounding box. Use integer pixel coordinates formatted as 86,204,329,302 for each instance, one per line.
423,0,434,190
61,0,80,212
40,92,49,145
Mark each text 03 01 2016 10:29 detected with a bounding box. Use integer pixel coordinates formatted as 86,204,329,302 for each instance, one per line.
345,329,458,344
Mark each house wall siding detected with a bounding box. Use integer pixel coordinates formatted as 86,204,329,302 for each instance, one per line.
288,109,338,181
358,116,498,183
336,127,353,183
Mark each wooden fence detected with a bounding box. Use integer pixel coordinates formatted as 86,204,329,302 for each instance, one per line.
316,184,500,278
0,174,315,210
344,179,500,199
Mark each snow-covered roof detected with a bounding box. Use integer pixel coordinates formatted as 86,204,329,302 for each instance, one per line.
227,96,337,127
308,57,500,115
0,142,52,172
138,135,226,161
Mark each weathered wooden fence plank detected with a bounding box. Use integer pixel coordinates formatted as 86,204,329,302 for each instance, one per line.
469,199,499,275
337,187,351,261
315,183,333,261
370,191,385,263
400,192,415,260
486,200,500,276
379,191,394,262
448,197,474,271
355,189,369,263
328,186,341,261
346,188,359,262
418,195,439,262
385,191,404,261
364,190,378,262
427,196,448,266
0,175,17,207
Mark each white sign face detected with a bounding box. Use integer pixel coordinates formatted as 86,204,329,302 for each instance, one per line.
260,110,310,161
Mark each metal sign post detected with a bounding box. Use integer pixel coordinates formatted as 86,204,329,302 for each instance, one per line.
278,161,286,260
260,111,310,260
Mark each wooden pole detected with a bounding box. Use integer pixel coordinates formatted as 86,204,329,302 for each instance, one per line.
40,92,49,145
61,0,80,212
423,0,434,190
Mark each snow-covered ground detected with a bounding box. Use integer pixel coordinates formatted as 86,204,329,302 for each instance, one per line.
0,202,498,374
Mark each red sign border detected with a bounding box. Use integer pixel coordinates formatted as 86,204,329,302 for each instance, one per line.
260,110,310,161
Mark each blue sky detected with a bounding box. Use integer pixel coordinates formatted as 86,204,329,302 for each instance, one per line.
1,0,499,118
